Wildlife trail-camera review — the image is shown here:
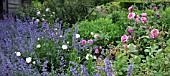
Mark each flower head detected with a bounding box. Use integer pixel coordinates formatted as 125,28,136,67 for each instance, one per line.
26,57,32,63
95,49,99,54
37,11,40,15
128,13,135,20
141,17,147,23
153,6,157,11
150,29,159,38
127,27,133,34
46,8,49,12
141,13,147,17
121,35,128,42
81,40,86,45
135,18,140,23
75,34,80,38
128,5,133,12
157,14,161,19
15,52,21,56
62,45,68,50
94,34,99,38
88,39,93,44
36,44,41,48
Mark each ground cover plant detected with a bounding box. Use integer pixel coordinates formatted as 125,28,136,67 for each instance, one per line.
1,1,170,76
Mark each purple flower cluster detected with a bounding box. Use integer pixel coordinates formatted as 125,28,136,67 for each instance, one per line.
127,64,133,76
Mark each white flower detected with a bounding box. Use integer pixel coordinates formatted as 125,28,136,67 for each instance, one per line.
55,28,58,31
85,54,92,60
62,45,68,50
67,41,69,44
36,19,40,22
94,34,99,38
53,12,55,14
75,34,80,38
26,57,32,63
46,8,49,12
43,15,46,16
15,52,21,56
37,38,40,41
36,44,41,48
59,35,62,37
32,61,36,64
90,32,94,35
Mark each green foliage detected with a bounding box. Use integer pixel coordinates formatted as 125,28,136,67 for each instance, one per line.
43,0,94,24
76,18,123,47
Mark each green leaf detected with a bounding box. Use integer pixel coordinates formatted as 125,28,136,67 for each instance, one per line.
144,49,150,52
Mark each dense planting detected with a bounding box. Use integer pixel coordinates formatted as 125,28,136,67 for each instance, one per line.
1,1,170,76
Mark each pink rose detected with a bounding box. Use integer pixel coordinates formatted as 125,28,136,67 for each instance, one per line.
128,27,133,34
94,34,99,39
128,13,135,20
88,39,93,44
121,35,128,42
153,6,157,11
95,49,99,54
135,18,140,23
128,5,133,12
141,17,147,23
141,13,147,17
150,29,159,38
81,40,86,45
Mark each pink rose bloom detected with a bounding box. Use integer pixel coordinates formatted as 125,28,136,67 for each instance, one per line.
88,39,93,44
128,5,133,12
141,13,147,17
151,29,159,38
95,49,99,54
94,34,99,38
157,14,161,19
128,27,133,34
135,18,140,23
121,35,128,42
81,40,86,45
153,6,157,11
141,17,147,23
128,13,135,20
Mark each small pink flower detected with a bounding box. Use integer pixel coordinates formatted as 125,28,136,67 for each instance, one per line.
37,11,40,15
141,13,147,17
81,40,86,45
94,34,99,39
121,35,128,42
135,18,140,23
97,57,102,62
128,5,133,12
128,44,136,50
141,17,147,23
157,14,161,19
128,13,135,20
136,15,140,18
128,27,133,34
153,6,157,11
36,19,40,23
129,35,135,39
95,49,99,54
46,8,49,12
88,39,93,44
151,29,159,38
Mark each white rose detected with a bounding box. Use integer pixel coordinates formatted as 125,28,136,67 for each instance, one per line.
62,45,68,50
75,34,80,38
26,57,32,63
85,54,92,60
15,52,21,56
36,44,41,48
